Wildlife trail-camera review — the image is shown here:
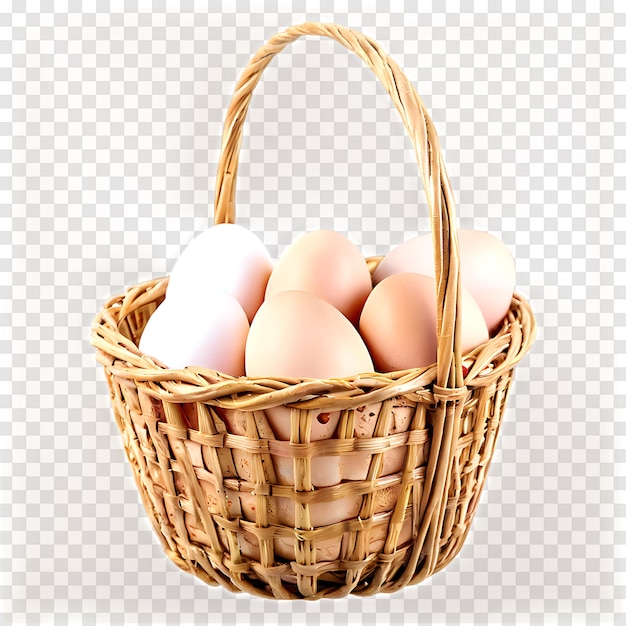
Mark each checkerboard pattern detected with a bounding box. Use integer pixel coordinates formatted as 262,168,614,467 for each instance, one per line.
2,2,623,624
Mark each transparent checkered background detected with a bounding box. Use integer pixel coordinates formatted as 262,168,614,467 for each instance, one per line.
1,2,624,625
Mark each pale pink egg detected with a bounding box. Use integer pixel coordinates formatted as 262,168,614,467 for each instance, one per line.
246,290,374,379
246,292,373,487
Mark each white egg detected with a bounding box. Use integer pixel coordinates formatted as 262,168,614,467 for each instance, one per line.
166,223,274,322
138,289,249,376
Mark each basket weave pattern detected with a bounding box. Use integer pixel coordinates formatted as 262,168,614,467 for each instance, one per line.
91,23,536,600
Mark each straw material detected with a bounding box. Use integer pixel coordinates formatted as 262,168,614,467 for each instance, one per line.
91,23,537,600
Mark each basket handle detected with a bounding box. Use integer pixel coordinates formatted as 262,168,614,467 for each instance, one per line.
214,22,463,389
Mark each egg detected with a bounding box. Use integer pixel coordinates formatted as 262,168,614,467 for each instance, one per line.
246,289,374,379
274,533,345,564
274,492,362,528
373,229,516,332
343,400,416,481
166,223,273,322
259,406,344,488
359,273,489,372
246,290,374,489
265,230,372,325
138,288,249,375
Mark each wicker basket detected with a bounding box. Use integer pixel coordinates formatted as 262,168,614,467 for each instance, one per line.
91,22,536,600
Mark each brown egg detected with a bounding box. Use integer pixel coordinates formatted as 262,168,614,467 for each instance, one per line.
265,230,372,325
373,229,516,332
359,273,489,373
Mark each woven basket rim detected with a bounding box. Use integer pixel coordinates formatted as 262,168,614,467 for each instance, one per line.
90,272,537,411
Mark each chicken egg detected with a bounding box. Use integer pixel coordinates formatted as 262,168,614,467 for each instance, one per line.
265,230,372,325
359,272,489,372
138,288,249,376
167,223,273,322
246,289,374,380
373,229,516,333
246,289,374,488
